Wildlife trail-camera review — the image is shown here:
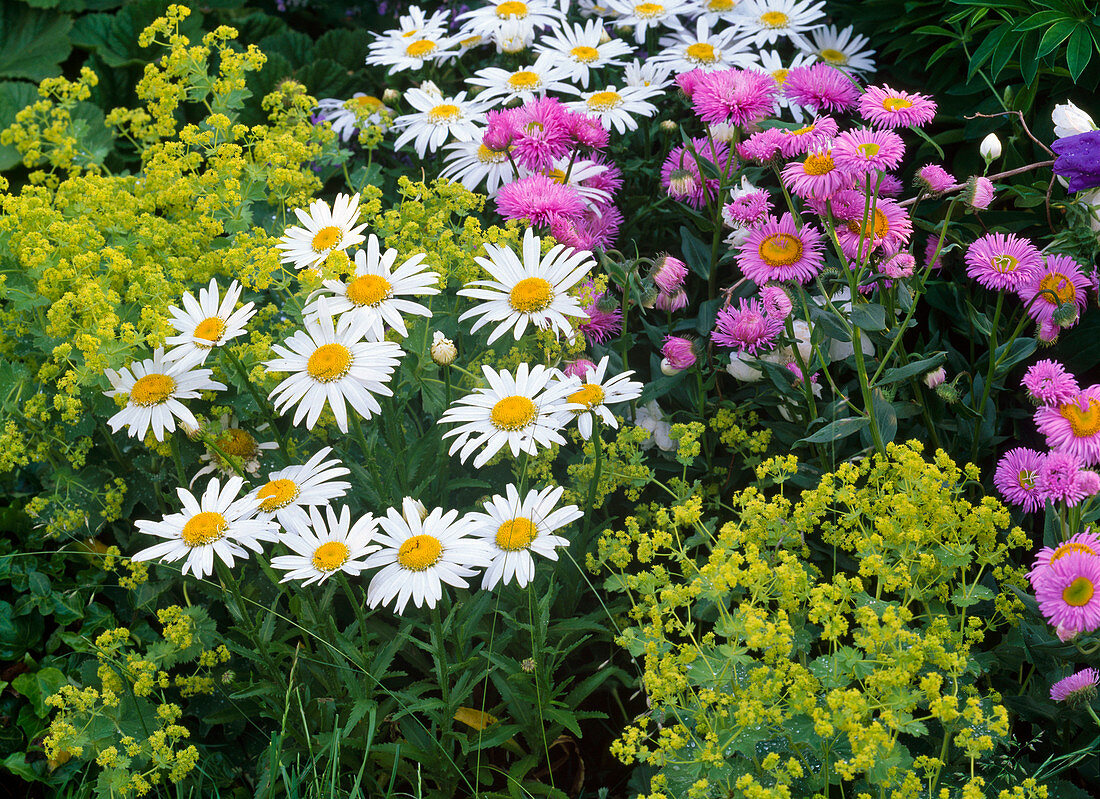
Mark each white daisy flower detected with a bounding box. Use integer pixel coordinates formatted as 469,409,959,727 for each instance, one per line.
564,83,659,133
192,414,277,484
270,505,381,586
265,301,403,433
302,234,440,339
622,58,674,92
316,94,390,142
105,348,226,441
250,446,352,533
438,363,579,468
164,279,255,369
544,157,613,209
533,19,634,89
731,0,825,48
457,0,564,40
690,0,747,27
650,18,757,73
801,24,876,75
364,497,493,614
392,88,488,159
605,0,691,45
458,228,594,344
276,193,368,272
132,476,278,579
368,5,452,41
366,32,460,74
757,48,814,122
466,484,582,589
556,355,644,439
578,0,617,17
488,16,539,53
439,140,519,196
465,54,574,107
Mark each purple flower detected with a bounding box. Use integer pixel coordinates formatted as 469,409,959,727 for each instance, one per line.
1051,130,1100,192
712,298,783,355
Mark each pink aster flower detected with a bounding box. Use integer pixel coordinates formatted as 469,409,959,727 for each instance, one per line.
917,164,955,193
581,154,623,198
737,127,786,164
676,68,707,98
575,282,622,344
661,137,731,209
713,298,783,354
1034,551,1100,635
508,98,574,171
1019,254,1090,326
496,174,586,227
761,285,793,320
881,251,916,279
1037,450,1092,507
994,447,1046,513
692,68,778,127
724,190,772,226
651,255,688,294
833,127,905,174
1030,530,1100,584
852,172,905,198
965,176,995,210
778,115,839,158
1050,668,1100,703
783,63,861,114
568,112,609,150
562,358,597,379
964,233,1042,291
738,214,825,285
781,148,851,200
662,336,697,370
1036,385,1100,466
655,288,688,312
581,204,623,249
859,85,937,129
924,236,946,271
835,198,913,260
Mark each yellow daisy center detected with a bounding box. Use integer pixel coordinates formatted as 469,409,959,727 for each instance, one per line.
1039,272,1076,305
130,373,175,407
490,395,538,431
568,383,605,410
820,48,848,64
311,226,342,252
686,43,718,64
345,273,393,307
771,68,790,84
707,0,735,10
397,534,443,570
312,541,351,572
477,143,509,163
846,209,889,240
760,10,789,27
586,91,622,112
802,152,835,175
216,428,258,458
405,39,437,58
758,233,804,267
507,71,541,90
307,343,352,383
349,95,383,112
548,168,568,183
495,517,538,551
882,96,913,112
1051,542,1098,562
181,511,228,548
460,35,482,48
1063,576,1095,607
495,1,528,17
856,142,881,159
635,3,665,18
193,316,226,344
570,45,600,63
509,276,553,313
257,478,299,512
1059,398,1100,438
428,103,461,122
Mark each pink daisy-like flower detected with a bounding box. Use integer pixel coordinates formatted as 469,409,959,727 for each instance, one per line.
582,154,623,198
1030,530,1100,585
781,148,851,200
761,285,793,320
568,113,609,150
833,127,905,175
507,98,575,171
661,137,731,209
575,283,623,344
917,164,955,193
1019,254,1090,326
786,361,819,386
655,288,688,312
582,204,623,249
1050,668,1100,703
1036,385,1100,466
652,255,688,294
713,298,783,355
738,214,825,285
496,174,586,227
859,85,937,129
724,190,772,225
964,233,1042,292
1022,358,1076,408
737,127,786,164
783,63,860,114
1037,450,1092,507
881,251,916,279
562,358,597,379
676,68,707,98
1079,470,1100,496
692,68,778,127
924,236,946,271
994,447,1046,513
778,115,839,158
835,198,913,261
965,176,995,210
1034,551,1100,635
662,336,697,370
483,109,518,150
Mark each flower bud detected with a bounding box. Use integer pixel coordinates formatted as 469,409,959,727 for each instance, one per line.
430,331,457,366
964,176,994,210
1038,319,1060,345
1052,101,1097,139
1052,302,1079,328
639,282,659,309
418,80,442,98
979,132,1002,163
655,287,688,312
651,255,688,294
382,88,400,104
659,119,678,133
923,366,946,389
935,382,960,403
660,357,682,376
661,335,697,371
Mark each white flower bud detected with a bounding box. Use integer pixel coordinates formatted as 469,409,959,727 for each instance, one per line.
1052,101,1097,139
430,331,456,366
659,357,682,376
382,88,400,104
979,133,1002,164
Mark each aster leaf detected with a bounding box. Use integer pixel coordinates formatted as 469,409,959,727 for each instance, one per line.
874,354,946,388
799,417,869,444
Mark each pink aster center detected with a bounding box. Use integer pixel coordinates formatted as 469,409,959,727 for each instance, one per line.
882,96,913,112
989,254,1019,274
1051,542,1098,562
802,152,835,175
758,233,804,266
1039,272,1076,304
1017,469,1036,490
1063,576,1095,607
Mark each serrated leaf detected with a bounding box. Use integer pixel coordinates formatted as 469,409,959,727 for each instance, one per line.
0,81,37,169
0,6,73,81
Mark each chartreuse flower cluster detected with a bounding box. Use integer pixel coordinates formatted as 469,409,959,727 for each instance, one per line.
43,606,228,797
595,441,1038,799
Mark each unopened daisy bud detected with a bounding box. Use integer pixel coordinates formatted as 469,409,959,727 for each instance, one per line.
651,255,688,294
639,282,659,309
661,335,697,371
979,132,1002,164
419,80,442,98
666,168,699,200
935,381,960,403
404,497,429,521
562,358,597,379
923,366,946,389
964,176,994,210
382,88,400,104
659,120,678,133
655,288,688,312
708,123,737,143
1052,301,1079,328
430,331,457,366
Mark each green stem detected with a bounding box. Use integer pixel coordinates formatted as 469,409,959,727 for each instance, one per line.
971,290,1005,460
582,422,604,537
